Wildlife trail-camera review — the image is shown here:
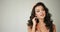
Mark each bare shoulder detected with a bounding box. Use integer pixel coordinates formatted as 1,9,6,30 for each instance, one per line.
27,26,32,32
53,24,56,29
53,24,56,32
27,26,31,29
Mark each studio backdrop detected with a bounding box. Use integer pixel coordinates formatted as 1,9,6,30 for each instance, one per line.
0,0,60,32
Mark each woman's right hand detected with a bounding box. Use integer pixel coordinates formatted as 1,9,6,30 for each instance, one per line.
32,17,37,26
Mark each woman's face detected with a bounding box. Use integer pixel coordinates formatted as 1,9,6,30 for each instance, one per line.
35,6,46,19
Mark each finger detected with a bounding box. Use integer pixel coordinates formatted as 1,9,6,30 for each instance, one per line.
34,17,37,19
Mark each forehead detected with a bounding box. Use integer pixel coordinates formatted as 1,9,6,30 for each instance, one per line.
35,6,44,10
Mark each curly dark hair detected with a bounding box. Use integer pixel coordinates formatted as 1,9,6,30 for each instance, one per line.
27,2,53,32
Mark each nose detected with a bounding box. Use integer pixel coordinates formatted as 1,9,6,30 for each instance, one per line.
40,10,43,13
39,10,43,15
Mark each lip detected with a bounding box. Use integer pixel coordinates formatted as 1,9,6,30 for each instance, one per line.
40,14,44,16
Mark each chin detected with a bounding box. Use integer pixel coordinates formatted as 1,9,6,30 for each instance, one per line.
38,16,45,19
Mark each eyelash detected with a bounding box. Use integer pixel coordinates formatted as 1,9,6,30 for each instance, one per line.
36,11,40,12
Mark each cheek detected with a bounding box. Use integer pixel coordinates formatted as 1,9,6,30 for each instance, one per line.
35,12,40,16
42,11,46,17
35,13,41,18
43,12,46,17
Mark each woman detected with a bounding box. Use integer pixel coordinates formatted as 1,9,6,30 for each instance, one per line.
27,2,56,32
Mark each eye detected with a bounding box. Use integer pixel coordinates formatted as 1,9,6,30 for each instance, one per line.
36,10,40,12
42,8,45,11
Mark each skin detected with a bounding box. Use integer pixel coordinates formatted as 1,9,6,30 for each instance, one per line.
27,6,56,32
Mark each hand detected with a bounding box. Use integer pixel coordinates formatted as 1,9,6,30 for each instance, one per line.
32,17,37,26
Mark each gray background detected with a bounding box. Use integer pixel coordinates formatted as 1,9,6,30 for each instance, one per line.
0,0,60,32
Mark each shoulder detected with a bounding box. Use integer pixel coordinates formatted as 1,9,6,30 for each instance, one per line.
27,26,32,32
53,24,56,29
27,26,32,29
53,24,56,32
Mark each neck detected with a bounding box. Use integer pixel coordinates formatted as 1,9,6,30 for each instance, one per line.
38,18,44,24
